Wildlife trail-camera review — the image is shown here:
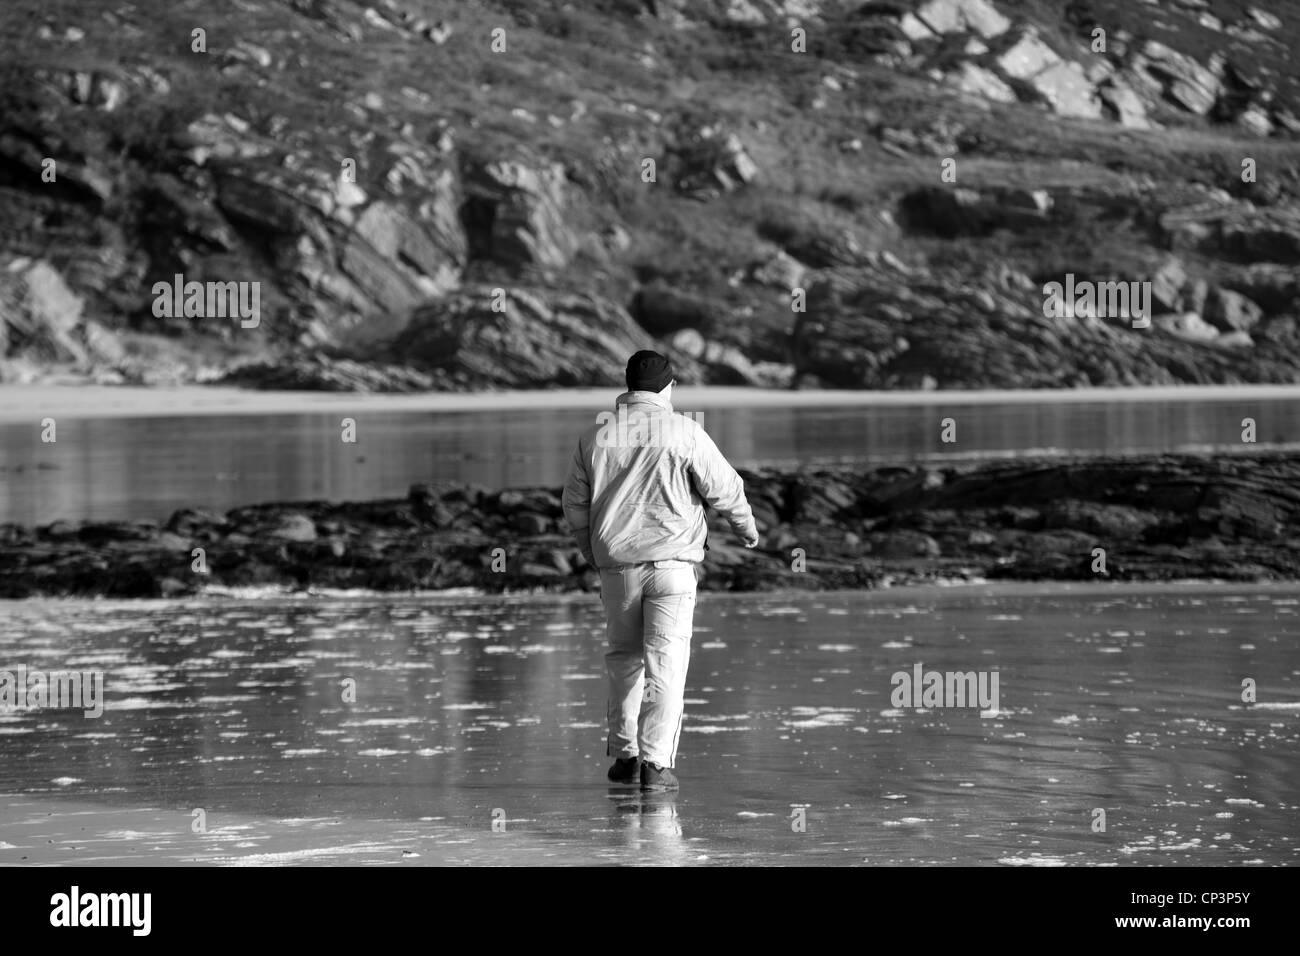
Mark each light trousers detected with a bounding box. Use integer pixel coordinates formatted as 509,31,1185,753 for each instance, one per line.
599,560,698,769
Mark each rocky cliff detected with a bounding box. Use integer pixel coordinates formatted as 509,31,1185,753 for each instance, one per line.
1,0,1298,390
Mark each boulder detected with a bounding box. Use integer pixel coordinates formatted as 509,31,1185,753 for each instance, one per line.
1028,62,1103,119
80,321,126,366
868,530,941,559
354,201,461,293
40,70,128,111
949,62,1016,103
1215,331,1254,348
780,227,865,268
1043,500,1159,537
721,0,766,24
267,514,318,542
338,231,426,318
1219,207,1300,263
1248,8,1282,31
898,186,1052,237
1020,529,1097,556
462,159,575,269
717,133,760,187
334,176,366,210
214,169,313,235
226,40,274,69
671,129,759,197
166,508,231,537
1227,263,1300,314
1155,311,1219,342
68,160,116,203
751,250,808,289
392,287,650,388
0,258,88,364
1135,40,1221,115
408,485,457,527
511,512,550,535
1150,257,1188,312
898,12,936,42
413,167,469,262
1237,106,1274,137
1181,278,1209,315
668,328,783,386
915,0,1009,39
494,489,562,515
791,275,918,388
994,27,1060,81
632,284,719,336
1161,200,1300,263
1002,188,1053,214
1098,79,1150,128
1203,287,1263,332
183,113,275,164
898,186,987,237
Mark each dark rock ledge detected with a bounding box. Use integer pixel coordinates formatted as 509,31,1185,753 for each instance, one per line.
3,451,1298,598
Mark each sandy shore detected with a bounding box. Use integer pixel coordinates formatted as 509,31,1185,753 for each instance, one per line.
4,383,1300,422
0,795,600,866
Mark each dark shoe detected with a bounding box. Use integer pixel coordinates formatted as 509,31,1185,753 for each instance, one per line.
607,756,639,784
640,761,679,792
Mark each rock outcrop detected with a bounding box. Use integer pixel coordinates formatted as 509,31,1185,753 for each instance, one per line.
5,450,1299,597
790,243,1300,389
1,0,1298,391
389,287,652,388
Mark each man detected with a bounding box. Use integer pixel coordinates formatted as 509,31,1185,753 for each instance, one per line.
562,351,759,792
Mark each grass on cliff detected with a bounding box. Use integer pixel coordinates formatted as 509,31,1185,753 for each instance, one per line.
1,0,1295,351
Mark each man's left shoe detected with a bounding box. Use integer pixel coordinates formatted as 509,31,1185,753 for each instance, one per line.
607,756,639,784
640,761,679,792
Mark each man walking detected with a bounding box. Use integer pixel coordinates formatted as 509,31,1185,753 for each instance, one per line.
562,351,759,791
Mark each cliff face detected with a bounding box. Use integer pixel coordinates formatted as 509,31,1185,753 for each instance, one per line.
1,0,1298,391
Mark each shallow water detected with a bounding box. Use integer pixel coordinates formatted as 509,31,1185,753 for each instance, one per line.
4,392,1299,523
1,584,1296,866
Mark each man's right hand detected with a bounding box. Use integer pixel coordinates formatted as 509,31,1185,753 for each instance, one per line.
743,534,760,549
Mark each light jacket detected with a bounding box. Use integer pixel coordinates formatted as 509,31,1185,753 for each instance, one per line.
562,391,757,569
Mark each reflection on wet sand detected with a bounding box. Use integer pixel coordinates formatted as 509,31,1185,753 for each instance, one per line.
609,791,690,865
5,394,1300,523
0,584,1297,865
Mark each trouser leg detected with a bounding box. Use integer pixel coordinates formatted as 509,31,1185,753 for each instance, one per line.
638,566,697,769
601,568,644,758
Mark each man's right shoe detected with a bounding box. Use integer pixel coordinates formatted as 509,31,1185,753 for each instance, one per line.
607,756,639,784
640,761,679,792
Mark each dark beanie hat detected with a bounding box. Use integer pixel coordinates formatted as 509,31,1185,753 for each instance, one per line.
625,350,674,392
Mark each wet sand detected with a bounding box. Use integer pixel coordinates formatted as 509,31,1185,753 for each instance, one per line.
2,584,1296,866
0,795,650,867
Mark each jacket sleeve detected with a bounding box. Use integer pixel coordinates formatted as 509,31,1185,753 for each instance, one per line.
688,428,757,541
561,438,596,567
